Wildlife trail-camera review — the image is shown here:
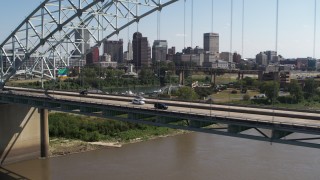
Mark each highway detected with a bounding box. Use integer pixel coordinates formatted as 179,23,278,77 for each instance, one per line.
3,86,320,129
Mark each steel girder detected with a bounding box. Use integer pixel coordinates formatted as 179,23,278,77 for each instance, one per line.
0,0,179,88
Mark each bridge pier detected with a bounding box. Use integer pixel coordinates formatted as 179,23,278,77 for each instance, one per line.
211,72,216,85
237,72,244,80
0,104,48,165
40,109,49,158
179,71,185,85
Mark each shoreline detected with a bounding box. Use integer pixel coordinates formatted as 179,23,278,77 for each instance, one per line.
49,130,188,157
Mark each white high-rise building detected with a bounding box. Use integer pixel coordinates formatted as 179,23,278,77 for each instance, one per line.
127,40,133,61
203,33,219,55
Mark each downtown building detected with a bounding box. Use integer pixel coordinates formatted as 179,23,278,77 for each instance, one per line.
166,46,176,61
132,32,151,70
104,39,124,64
256,52,268,66
124,41,133,63
203,33,220,67
73,28,90,56
204,33,219,56
86,47,99,65
152,40,168,62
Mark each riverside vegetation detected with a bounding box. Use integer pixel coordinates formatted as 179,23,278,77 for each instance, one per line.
49,113,183,156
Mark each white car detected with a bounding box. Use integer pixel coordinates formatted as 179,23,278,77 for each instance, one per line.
135,96,146,101
132,99,145,105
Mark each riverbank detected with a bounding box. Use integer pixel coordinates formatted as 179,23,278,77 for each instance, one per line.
49,130,188,157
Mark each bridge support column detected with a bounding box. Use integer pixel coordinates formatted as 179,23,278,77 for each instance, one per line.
40,109,49,158
0,104,41,165
211,72,216,85
179,71,185,85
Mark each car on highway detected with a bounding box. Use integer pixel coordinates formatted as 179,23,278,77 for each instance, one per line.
79,90,88,96
132,98,145,105
154,102,168,110
135,96,146,101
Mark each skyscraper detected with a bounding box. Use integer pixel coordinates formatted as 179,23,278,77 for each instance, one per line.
127,41,133,61
264,50,277,64
132,32,150,69
256,52,268,66
74,28,90,56
104,39,124,63
203,33,219,55
86,47,99,65
152,40,168,62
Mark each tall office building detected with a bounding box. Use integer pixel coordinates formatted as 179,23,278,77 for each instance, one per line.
86,47,99,65
74,28,90,56
256,52,268,66
132,32,150,69
203,33,219,54
264,51,277,64
152,40,168,62
104,39,124,63
127,41,133,61
167,46,176,61
124,41,133,63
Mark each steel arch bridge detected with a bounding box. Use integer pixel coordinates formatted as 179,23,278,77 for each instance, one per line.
0,0,179,89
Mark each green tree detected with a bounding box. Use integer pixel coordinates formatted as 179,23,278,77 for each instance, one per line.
289,79,304,103
194,87,213,99
260,81,279,103
139,68,155,85
243,77,254,86
176,86,199,100
303,78,318,99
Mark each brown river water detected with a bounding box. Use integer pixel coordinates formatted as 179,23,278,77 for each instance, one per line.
2,131,320,180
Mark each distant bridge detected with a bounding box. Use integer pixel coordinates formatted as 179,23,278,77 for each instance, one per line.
2,87,320,149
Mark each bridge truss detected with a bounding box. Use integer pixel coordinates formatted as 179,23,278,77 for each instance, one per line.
0,0,179,88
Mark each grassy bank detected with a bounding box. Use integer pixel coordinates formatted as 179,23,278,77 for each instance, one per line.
49,113,185,156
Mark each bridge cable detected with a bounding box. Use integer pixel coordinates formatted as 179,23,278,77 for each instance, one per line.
184,0,186,49
157,0,160,103
242,0,245,57
190,0,194,115
211,0,214,32
313,0,317,59
271,0,280,122
191,0,194,48
240,0,245,110
228,0,234,117
275,0,279,54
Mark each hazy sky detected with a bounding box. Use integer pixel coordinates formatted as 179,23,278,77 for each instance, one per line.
0,0,319,59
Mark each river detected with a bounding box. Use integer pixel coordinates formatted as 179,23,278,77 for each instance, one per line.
2,131,320,180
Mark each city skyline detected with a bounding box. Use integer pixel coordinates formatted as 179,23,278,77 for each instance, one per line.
0,0,320,59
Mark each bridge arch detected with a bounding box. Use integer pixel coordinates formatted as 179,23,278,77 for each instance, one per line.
0,0,179,88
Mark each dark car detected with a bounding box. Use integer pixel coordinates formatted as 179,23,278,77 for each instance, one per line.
154,102,168,110
79,90,88,96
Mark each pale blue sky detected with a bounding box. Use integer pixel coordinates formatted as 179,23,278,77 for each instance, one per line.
0,0,319,58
